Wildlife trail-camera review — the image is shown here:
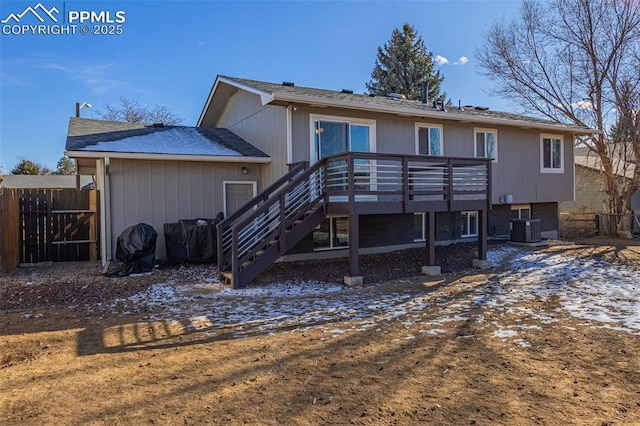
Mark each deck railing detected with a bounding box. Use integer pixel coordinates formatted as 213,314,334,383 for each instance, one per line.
322,152,491,213
217,152,491,287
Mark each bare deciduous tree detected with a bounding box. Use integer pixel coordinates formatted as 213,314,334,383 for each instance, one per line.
476,0,640,234
96,96,183,125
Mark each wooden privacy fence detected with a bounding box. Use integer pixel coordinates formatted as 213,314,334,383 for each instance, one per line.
0,188,99,271
560,211,640,239
1,189,20,273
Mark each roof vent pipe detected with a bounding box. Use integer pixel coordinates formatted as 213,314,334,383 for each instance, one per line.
421,82,429,104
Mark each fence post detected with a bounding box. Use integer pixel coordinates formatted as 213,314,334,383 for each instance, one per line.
1,189,20,272
89,190,98,261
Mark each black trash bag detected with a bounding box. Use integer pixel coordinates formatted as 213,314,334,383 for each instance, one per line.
164,216,222,264
107,223,157,276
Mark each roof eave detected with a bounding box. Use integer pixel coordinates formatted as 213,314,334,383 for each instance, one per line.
197,76,275,126
65,150,271,164
270,93,596,135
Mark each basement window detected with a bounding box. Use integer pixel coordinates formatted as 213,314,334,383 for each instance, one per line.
313,217,349,250
461,211,478,238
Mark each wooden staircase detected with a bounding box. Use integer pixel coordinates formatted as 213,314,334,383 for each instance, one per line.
217,161,327,288
217,152,492,288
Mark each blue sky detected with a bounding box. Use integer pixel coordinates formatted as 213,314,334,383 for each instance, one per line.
0,0,523,172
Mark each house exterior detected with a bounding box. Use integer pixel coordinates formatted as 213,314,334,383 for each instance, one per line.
66,75,595,287
65,117,270,262
561,147,640,213
200,75,592,233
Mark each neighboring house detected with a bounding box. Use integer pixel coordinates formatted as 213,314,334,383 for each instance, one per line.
561,147,640,213
66,76,595,287
0,174,94,189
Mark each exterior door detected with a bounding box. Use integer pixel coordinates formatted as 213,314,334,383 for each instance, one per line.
312,117,374,192
224,182,257,217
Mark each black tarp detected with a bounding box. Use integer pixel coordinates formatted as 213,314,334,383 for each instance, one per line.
164,214,223,264
108,223,158,276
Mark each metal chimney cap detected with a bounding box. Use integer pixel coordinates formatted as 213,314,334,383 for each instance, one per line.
388,93,406,100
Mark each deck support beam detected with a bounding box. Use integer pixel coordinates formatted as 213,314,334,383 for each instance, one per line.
473,208,490,269
344,213,362,285
422,211,440,275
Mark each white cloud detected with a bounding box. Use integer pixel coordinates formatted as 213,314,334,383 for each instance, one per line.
454,56,469,65
434,55,449,66
0,72,33,88
572,100,593,110
39,61,129,95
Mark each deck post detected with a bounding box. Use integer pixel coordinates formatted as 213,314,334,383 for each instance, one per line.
422,211,440,276
473,209,490,269
344,213,362,286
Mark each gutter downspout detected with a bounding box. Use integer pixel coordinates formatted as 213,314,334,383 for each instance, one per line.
104,157,112,265
97,157,112,272
286,105,293,164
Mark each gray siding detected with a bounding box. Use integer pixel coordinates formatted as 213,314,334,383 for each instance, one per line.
491,128,574,205
215,91,286,184
108,158,256,261
289,105,575,206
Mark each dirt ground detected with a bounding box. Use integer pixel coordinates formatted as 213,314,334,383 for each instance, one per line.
1,239,639,425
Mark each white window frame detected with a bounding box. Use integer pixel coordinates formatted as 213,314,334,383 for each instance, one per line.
414,212,426,242
511,204,532,219
223,181,257,217
461,211,478,238
313,216,349,251
474,128,498,163
309,114,376,164
540,133,564,173
415,123,444,156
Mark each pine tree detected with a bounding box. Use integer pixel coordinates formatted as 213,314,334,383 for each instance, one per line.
366,23,445,101
11,159,42,175
54,156,76,175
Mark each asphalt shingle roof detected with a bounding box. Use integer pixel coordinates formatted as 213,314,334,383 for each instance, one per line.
65,117,269,158
220,76,593,132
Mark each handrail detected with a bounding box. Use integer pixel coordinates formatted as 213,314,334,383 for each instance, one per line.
217,151,492,287
218,161,308,230
233,161,324,232
216,161,308,267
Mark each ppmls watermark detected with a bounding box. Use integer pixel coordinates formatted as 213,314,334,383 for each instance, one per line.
1,2,126,36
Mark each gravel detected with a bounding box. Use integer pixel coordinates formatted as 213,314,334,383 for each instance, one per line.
0,242,487,311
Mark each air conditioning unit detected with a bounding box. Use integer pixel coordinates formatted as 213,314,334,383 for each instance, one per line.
511,219,542,243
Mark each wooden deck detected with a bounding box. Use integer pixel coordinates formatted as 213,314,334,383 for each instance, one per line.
217,152,492,288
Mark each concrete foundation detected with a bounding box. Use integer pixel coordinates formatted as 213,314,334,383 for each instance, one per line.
421,265,441,276
472,259,491,269
344,276,363,286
